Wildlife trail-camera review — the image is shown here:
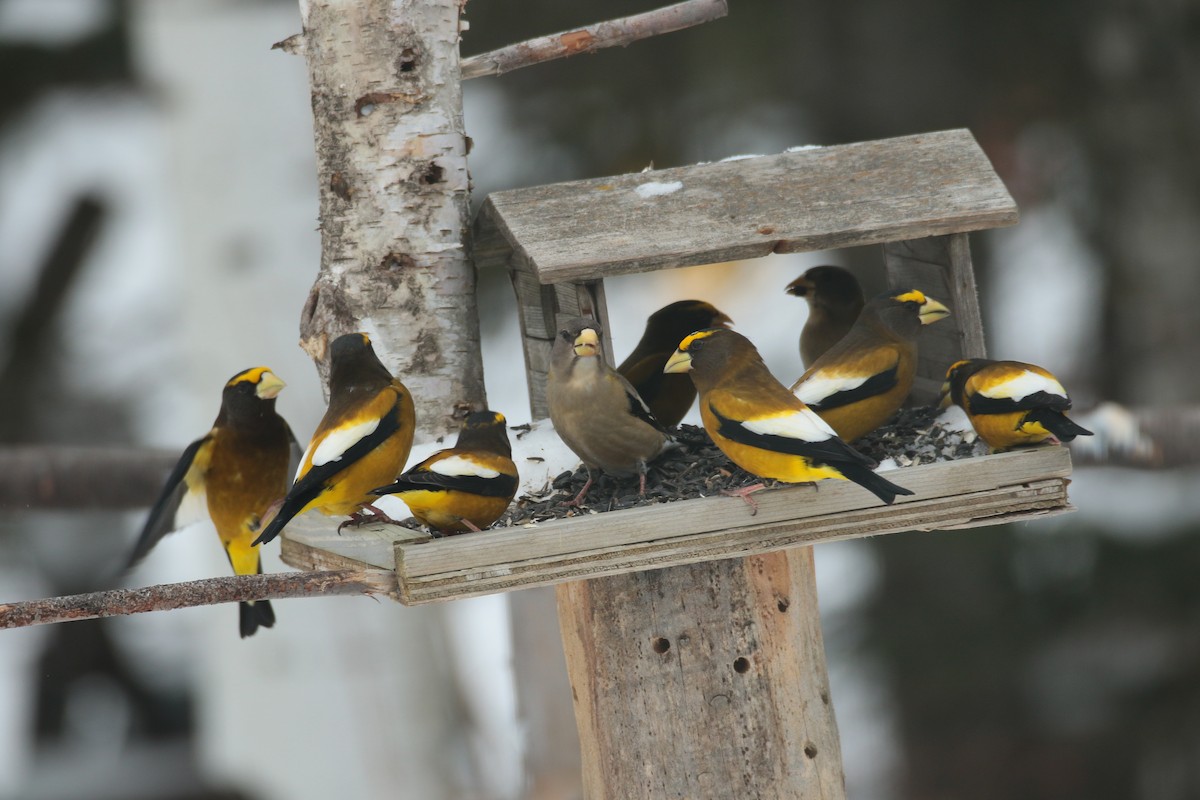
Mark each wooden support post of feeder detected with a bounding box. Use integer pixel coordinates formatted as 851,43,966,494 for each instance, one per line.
284,128,1071,798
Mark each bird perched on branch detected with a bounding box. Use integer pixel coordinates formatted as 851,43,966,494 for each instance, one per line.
791,289,950,442
253,332,415,546
547,317,671,506
372,410,518,535
940,359,1094,451
785,265,865,367
617,299,732,426
127,367,302,638
664,328,913,506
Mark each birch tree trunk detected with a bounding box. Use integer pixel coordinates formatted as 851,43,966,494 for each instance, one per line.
298,0,484,436
294,5,499,799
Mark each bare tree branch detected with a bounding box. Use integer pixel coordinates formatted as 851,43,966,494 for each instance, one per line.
0,446,177,510
1071,403,1200,468
460,0,728,80
0,570,398,630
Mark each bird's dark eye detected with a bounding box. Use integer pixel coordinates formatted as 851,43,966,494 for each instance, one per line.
559,330,572,341
690,339,704,352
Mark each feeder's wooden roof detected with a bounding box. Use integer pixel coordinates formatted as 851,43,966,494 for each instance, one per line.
474,128,1018,283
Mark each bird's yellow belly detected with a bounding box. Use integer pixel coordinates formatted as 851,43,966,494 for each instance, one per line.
402,489,509,534
713,436,846,484
311,433,410,516
813,384,907,443
973,412,1051,450
207,450,289,576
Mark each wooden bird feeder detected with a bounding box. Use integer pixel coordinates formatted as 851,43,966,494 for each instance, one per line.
282,128,1076,599
280,127,1077,798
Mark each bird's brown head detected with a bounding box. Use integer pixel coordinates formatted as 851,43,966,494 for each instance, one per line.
785,266,864,310
643,300,733,347
559,318,603,358
939,358,991,409
863,289,951,339
455,409,513,457
329,331,393,393
663,327,763,392
219,366,285,423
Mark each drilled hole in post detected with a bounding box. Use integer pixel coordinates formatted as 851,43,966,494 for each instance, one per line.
398,46,417,73
804,743,818,759
652,637,670,654
733,657,750,674
777,597,790,613
421,162,445,185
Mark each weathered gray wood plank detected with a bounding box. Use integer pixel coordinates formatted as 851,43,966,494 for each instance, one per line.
397,446,1067,576
511,274,614,421
278,447,1074,604
558,548,845,799
398,480,1067,604
475,129,1017,284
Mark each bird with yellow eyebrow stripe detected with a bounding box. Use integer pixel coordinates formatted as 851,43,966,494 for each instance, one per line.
127,367,302,637
371,410,518,535
790,289,950,442
617,300,733,426
253,332,415,546
665,328,914,506
940,359,1093,451
785,265,865,367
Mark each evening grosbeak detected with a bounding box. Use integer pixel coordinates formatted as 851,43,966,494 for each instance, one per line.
253,332,415,546
664,328,913,505
371,410,518,535
127,367,302,638
547,317,671,505
785,265,865,367
616,299,732,426
790,289,950,442
940,359,1094,451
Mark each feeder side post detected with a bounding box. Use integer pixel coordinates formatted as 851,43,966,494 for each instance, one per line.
884,232,988,404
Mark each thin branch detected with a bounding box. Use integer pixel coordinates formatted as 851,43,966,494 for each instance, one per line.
0,446,177,511
0,570,398,630
1071,403,1200,468
460,0,728,80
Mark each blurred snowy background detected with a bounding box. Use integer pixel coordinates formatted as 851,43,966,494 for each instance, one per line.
1,1,1199,799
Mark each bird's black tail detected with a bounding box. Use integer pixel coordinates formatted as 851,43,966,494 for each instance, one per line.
1026,409,1093,442
837,462,915,505
239,599,275,638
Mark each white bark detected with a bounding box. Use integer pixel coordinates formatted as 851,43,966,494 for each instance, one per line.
298,0,485,438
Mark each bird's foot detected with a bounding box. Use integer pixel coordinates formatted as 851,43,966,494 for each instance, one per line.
563,475,594,508
337,512,366,533
459,518,483,533
721,483,767,516
337,504,402,533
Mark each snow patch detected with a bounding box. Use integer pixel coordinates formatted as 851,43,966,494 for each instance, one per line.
786,144,822,153
507,419,581,494
718,154,763,162
634,180,683,199
934,404,975,434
